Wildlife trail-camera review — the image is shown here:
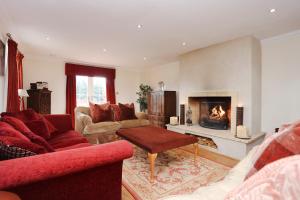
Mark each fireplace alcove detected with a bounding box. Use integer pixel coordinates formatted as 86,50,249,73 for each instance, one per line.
199,97,231,130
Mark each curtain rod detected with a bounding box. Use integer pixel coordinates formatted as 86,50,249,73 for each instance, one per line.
6,33,12,40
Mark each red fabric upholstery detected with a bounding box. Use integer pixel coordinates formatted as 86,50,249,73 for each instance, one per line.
0,136,47,154
48,134,88,149
117,126,198,153
0,140,133,200
44,114,73,134
119,103,137,120
55,143,91,151
89,102,113,123
25,119,51,139
6,39,19,112
0,122,30,142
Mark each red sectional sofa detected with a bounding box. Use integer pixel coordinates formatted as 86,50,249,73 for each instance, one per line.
0,113,133,200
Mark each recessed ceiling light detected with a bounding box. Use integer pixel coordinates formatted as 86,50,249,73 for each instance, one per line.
137,24,143,29
103,48,107,52
143,57,147,61
270,8,276,13
46,36,50,41
182,42,187,46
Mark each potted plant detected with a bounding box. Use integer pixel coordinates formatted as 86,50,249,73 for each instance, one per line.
136,84,152,112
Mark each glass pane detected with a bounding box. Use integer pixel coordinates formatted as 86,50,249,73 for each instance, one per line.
76,76,88,106
92,77,107,103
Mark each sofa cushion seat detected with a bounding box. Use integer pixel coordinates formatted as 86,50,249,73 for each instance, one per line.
48,130,88,149
119,119,150,129
55,143,92,151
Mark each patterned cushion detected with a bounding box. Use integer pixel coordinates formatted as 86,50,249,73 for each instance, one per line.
111,104,121,121
119,103,137,121
0,136,48,154
89,102,113,123
225,155,300,200
0,141,36,160
245,120,300,179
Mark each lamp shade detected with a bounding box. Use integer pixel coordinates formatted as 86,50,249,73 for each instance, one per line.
18,89,29,97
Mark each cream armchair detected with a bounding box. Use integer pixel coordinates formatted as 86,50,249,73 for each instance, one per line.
74,106,149,144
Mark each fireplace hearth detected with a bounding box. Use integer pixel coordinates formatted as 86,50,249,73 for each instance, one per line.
199,97,231,130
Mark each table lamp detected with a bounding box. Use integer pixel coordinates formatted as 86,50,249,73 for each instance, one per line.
18,89,29,110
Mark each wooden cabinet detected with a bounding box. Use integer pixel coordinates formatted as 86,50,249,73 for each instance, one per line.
147,91,176,128
27,89,52,114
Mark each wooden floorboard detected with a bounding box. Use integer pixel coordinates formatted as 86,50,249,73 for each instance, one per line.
121,145,239,199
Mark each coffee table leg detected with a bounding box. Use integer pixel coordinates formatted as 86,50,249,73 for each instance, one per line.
193,143,199,165
148,153,157,182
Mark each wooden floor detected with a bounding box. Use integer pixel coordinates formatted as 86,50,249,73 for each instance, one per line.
121,145,239,200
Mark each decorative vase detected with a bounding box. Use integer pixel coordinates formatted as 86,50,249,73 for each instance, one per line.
186,106,193,126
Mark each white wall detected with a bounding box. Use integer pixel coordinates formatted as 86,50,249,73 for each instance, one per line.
23,55,141,114
141,37,262,134
179,36,261,134
261,30,300,132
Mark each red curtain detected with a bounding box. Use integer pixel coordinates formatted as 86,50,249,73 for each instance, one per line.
65,63,116,125
6,39,20,112
66,75,76,127
16,51,24,109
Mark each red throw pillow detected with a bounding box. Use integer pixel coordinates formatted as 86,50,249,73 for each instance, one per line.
41,117,58,135
111,104,121,121
0,136,48,154
119,103,137,120
1,109,40,122
25,119,51,140
0,122,31,142
245,120,300,179
2,116,32,134
89,102,113,123
22,131,55,152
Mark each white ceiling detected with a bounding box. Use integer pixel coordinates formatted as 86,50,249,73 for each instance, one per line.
0,0,300,69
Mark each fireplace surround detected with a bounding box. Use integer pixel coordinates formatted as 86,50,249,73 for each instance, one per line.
187,91,238,135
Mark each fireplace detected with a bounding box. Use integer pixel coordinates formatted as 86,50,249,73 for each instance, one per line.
199,97,231,130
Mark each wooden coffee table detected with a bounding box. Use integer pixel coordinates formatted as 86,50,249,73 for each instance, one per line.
116,126,199,182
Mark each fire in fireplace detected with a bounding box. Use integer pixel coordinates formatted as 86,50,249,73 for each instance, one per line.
199,97,231,130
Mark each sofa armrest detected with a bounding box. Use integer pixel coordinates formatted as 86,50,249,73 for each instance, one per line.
0,140,133,190
44,114,73,133
135,112,148,120
75,112,93,133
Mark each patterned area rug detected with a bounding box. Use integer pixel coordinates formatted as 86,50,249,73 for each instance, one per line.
122,146,230,200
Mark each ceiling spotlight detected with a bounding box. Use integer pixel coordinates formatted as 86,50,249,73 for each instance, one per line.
182,42,187,46
143,57,147,61
46,36,50,41
103,48,107,52
137,24,143,29
270,8,276,13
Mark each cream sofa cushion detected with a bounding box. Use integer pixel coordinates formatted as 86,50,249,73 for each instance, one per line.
119,119,150,129
83,121,121,135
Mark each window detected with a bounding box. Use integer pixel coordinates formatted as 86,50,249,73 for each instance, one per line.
76,76,107,106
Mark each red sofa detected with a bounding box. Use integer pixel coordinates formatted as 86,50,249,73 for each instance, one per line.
0,114,133,200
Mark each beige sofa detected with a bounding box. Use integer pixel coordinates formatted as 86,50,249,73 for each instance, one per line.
74,106,150,144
